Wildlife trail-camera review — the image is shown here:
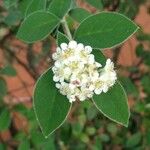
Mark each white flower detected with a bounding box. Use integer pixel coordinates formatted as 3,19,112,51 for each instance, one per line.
68,41,77,49
88,54,95,64
85,46,92,53
76,43,84,50
60,43,68,50
104,59,115,72
52,41,117,103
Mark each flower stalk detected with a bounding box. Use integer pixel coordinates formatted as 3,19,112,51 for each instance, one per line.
61,17,73,40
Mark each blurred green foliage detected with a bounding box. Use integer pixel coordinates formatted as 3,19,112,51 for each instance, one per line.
0,0,150,149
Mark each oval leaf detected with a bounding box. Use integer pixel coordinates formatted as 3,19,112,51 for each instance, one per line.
33,68,72,138
92,50,130,126
48,0,71,18
17,11,60,43
57,32,69,46
74,12,139,49
93,82,130,127
25,0,47,17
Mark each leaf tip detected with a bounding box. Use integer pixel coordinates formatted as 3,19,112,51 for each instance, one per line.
123,121,129,128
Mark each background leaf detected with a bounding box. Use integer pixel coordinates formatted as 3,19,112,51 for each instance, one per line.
3,0,18,9
25,0,47,17
57,32,69,46
30,130,56,149
92,49,106,65
74,12,139,49
48,0,71,18
17,11,60,43
0,65,17,76
0,108,11,131
125,132,142,148
33,68,72,138
120,77,138,97
4,9,22,26
69,8,91,23
18,0,31,17
85,0,103,9
18,139,30,150
0,78,7,98
141,75,150,94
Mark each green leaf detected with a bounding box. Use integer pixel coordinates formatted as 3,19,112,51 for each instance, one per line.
69,8,91,23
93,136,103,150
92,50,130,126
120,77,138,97
18,139,30,150
0,108,11,131
126,132,142,148
0,78,7,98
93,82,130,127
135,44,150,66
25,0,47,17
79,133,90,143
100,134,110,142
118,0,140,19
146,130,150,146
85,0,103,9
86,127,96,136
3,0,18,8
0,65,17,76
57,32,69,46
86,106,98,121
137,33,150,41
136,44,144,57
74,12,139,49
48,0,71,18
106,123,117,134
92,49,106,66
141,75,150,94
31,131,43,146
18,0,31,17
33,68,72,138
17,11,60,43
4,9,22,26
30,130,55,149
0,143,6,150
72,122,83,136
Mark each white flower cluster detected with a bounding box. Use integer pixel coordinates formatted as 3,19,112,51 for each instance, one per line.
52,41,117,103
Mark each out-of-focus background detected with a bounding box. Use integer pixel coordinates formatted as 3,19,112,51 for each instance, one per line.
0,0,150,149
